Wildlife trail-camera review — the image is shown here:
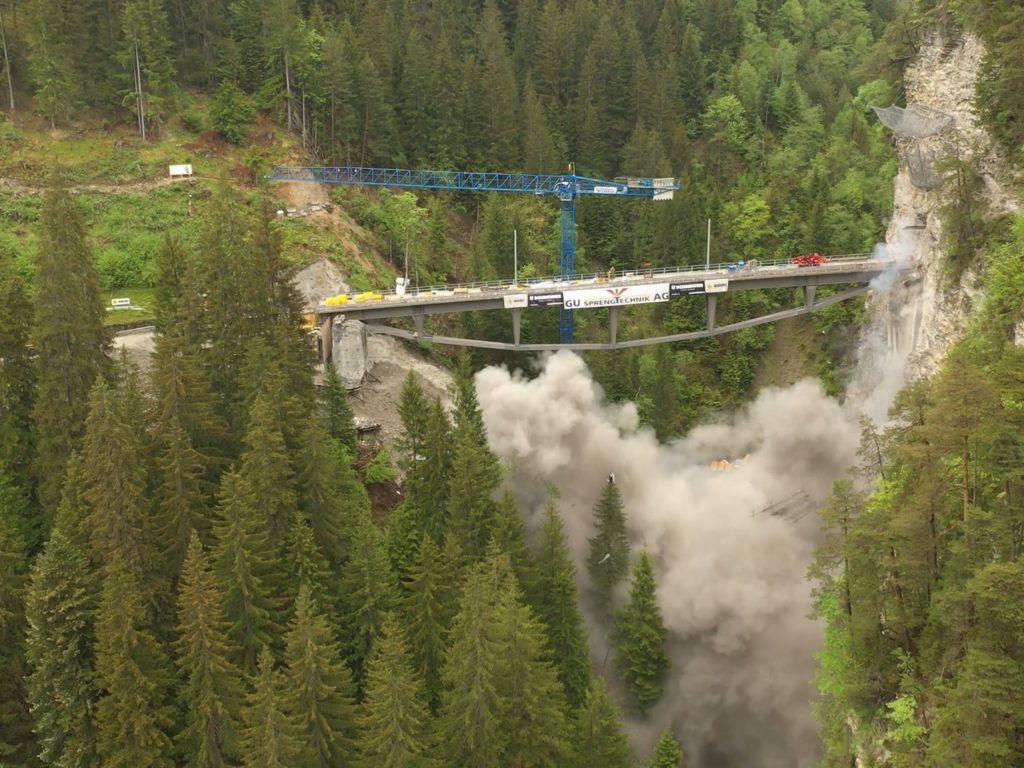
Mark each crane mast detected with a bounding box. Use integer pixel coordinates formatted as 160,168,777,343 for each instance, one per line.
268,164,678,342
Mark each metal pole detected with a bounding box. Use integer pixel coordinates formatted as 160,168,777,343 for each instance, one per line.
513,229,518,284
706,218,711,270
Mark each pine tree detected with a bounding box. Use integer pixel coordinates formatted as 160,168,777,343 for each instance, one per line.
0,251,34,506
437,554,507,767
22,0,82,125
211,471,277,673
0,490,32,764
81,374,158,592
175,532,244,768
615,551,669,713
283,584,359,767
533,497,591,708
498,577,572,767
571,678,632,768
94,556,175,768
397,371,429,472
285,515,332,607
319,364,358,452
358,613,436,767
402,534,459,712
119,0,178,138
24,528,100,768
411,398,453,540
239,647,302,768
31,187,108,516
239,391,299,556
647,729,683,767
588,477,631,615
337,520,397,692
491,489,537,599
154,420,210,576
447,421,501,563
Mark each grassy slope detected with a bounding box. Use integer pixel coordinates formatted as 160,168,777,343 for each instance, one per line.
0,105,399,327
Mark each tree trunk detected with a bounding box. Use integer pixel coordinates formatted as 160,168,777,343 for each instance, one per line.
135,42,146,141
284,53,292,131
0,9,14,111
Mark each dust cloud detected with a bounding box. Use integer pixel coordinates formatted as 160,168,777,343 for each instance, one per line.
474,239,916,766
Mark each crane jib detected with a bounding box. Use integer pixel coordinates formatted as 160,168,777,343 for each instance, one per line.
267,166,678,200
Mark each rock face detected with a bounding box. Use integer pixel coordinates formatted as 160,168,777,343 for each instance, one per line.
332,318,368,389
885,28,1019,379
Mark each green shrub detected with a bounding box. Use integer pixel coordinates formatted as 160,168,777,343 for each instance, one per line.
211,81,255,145
181,108,205,133
364,447,397,485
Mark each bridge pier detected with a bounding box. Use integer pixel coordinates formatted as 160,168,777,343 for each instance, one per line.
804,285,816,308
512,308,521,346
330,317,369,389
706,294,717,331
320,316,333,363
413,312,425,337
609,307,619,344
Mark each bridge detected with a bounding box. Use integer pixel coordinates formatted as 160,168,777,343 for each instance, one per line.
317,255,904,370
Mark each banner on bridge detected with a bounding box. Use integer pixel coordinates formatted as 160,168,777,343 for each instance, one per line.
562,284,670,309
503,294,528,309
527,292,564,308
669,281,705,297
704,278,729,293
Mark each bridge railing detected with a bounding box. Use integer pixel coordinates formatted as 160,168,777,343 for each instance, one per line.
320,253,900,308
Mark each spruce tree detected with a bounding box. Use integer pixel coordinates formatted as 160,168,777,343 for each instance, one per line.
447,420,501,563
155,420,210,575
239,391,299,556
437,553,507,767
175,532,244,768
647,729,683,767
0,250,34,506
358,613,436,768
397,371,429,472
571,679,632,768
407,398,452,540
211,471,277,673
239,647,302,768
283,584,359,767
94,556,175,768
337,520,397,692
0,492,32,764
285,515,332,607
320,364,358,452
533,497,591,708
491,489,537,598
498,577,572,767
402,534,459,712
24,528,99,768
31,187,108,516
588,477,631,615
615,551,669,713
81,375,157,591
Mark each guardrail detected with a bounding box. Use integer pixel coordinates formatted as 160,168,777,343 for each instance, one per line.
318,254,899,310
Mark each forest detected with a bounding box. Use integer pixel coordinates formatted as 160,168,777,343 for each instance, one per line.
2,0,1024,766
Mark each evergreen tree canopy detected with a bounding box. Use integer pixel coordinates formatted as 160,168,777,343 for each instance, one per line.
615,551,669,713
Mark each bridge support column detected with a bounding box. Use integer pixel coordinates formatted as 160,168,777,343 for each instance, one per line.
804,285,816,308
413,312,424,337
512,308,521,347
331,318,369,389
609,307,619,344
319,315,333,364
706,294,717,332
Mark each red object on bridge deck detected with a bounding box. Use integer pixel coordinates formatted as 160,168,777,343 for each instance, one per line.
792,253,828,267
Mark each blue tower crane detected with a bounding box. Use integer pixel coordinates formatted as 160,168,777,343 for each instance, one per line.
267,164,678,342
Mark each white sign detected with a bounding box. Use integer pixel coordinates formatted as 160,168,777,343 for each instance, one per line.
503,293,528,309
110,297,132,307
704,279,729,293
168,163,193,178
562,284,670,309
593,185,621,194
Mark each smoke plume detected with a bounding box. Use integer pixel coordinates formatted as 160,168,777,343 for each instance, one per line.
476,354,857,766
